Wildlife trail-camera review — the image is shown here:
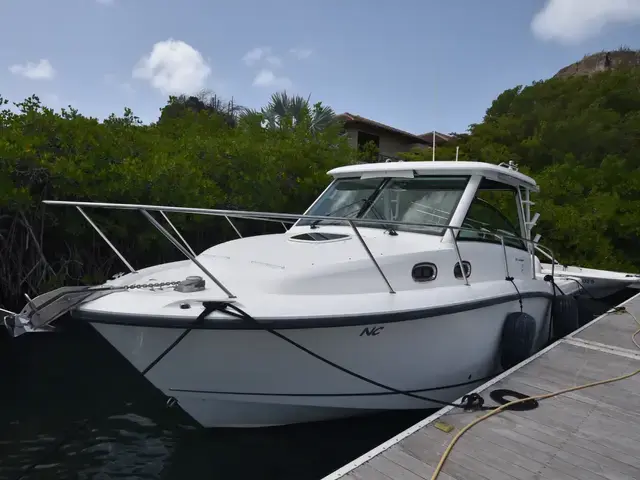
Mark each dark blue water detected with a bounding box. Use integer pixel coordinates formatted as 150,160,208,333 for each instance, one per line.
1,289,631,480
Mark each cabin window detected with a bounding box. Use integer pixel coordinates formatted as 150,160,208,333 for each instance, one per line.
362,177,466,235
298,176,467,235
297,178,385,227
458,179,526,250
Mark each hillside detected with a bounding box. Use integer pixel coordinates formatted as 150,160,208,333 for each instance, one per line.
554,48,640,78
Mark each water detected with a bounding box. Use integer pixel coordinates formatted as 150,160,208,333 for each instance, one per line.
0,318,431,480
1,289,632,480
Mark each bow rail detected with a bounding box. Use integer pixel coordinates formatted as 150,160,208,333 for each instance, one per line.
41,200,556,295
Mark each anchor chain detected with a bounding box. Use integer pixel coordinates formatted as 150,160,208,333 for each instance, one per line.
124,281,182,290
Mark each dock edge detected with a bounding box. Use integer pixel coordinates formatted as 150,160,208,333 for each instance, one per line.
321,289,640,480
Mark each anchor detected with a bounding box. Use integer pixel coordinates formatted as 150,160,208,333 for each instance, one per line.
2,286,118,338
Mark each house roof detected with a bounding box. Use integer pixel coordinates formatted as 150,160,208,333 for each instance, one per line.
338,112,454,146
338,112,431,145
418,131,456,142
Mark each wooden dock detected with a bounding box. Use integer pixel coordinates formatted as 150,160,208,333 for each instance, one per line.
323,291,640,480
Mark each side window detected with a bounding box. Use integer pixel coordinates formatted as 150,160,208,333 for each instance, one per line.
458,181,526,250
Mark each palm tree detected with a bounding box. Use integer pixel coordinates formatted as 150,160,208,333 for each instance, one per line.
241,91,337,133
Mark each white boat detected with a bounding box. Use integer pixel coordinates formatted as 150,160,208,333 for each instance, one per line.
538,263,640,298
4,160,639,428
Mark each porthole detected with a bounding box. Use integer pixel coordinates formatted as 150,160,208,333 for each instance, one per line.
454,261,472,279
412,263,438,282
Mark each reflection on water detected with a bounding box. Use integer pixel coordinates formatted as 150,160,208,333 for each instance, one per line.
2,415,176,480
0,289,631,480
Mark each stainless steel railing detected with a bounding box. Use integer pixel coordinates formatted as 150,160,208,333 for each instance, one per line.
46,200,555,296
534,243,560,280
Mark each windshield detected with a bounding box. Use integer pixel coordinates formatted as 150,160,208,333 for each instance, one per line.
298,176,468,235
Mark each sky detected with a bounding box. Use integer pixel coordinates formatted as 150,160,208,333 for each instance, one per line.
2,0,640,135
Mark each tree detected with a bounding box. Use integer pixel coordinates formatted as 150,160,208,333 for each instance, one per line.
242,91,338,133
158,90,244,127
3,56,640,310
400,67,640,271
0,92,356,310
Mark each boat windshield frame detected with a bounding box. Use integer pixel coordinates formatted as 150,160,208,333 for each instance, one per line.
296,175,470,236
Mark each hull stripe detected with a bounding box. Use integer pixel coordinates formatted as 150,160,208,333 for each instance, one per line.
74,290,553,330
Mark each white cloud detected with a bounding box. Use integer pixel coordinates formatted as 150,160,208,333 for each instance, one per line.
252,69,292,89
8,59,55,80
132,39,211,95
242,46,283,68
242,46,269,66
531,0,640,44
289,47,312,60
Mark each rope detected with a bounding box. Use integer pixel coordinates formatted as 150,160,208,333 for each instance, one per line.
611,305,640,350
543,274,565,295
429,306,640,480
542,273,562,344
210,302,505,411
565,277,597,300
505,276,523,312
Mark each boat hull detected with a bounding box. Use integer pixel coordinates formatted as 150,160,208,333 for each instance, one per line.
88,295,553,428
540,263,640,299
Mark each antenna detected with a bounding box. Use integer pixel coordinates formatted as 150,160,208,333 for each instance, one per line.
432,74,437,161
455,146,459,162
432,130,436,161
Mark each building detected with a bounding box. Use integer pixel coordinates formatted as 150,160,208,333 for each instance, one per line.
337,112,454,161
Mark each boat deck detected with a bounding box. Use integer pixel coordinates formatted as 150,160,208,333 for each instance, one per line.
323,291,640,480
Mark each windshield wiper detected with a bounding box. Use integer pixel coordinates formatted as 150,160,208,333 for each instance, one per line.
309,198,367,229
309,179,391,230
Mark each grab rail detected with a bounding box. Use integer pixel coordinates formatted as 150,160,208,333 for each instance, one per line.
534,243,562,279
47,200,555,295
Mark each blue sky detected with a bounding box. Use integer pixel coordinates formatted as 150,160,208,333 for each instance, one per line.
2,0,640,134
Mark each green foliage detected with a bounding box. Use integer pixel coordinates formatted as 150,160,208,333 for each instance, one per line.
402,68,640,271
357,140,381,162
3,64,640,308
0,92,356,308
158,90,244,127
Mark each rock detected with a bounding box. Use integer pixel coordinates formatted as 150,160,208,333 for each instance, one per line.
554,49,640,79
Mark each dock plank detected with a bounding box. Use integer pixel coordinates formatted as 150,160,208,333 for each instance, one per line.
324,291,640,480
575,304,640,353
344,463,393,480
553,445,640,480
380,449,457,480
